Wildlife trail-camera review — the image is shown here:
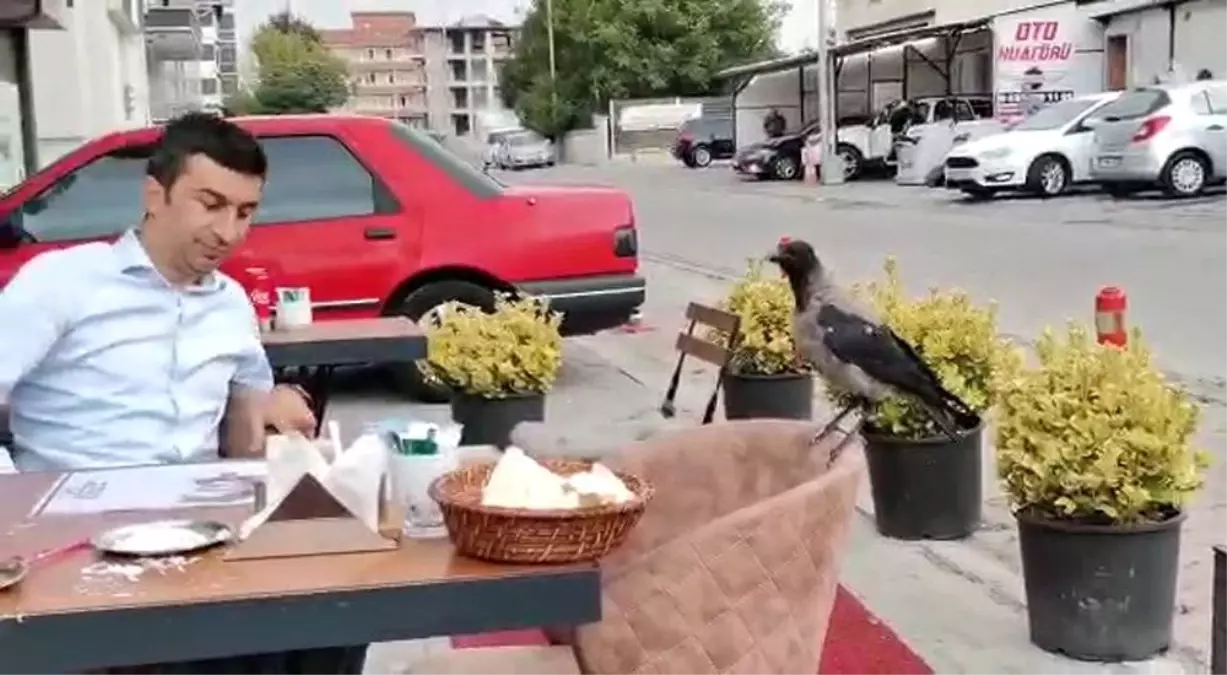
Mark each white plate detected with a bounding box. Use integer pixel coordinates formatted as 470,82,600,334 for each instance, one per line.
91,519,232,557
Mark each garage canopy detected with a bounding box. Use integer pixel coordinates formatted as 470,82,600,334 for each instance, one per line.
715,18,991,83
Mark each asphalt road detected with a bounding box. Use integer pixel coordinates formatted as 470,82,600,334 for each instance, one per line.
332,160,1226,672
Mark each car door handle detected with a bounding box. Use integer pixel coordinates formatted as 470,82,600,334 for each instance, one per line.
1206,125,1225,131
363,226,396,240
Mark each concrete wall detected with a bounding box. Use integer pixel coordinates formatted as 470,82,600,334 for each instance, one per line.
1172,0,1227,79
28,1,149,166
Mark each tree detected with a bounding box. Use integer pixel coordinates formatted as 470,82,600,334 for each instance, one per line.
228,15,349,115
501,0,784,138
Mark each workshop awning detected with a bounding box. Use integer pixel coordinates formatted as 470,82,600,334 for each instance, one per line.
715,17,991,81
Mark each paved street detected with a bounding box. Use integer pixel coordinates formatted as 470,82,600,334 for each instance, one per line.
332,161,1226,673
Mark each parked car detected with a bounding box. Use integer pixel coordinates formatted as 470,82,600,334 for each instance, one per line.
839,96,994,179
944,91,1122,198
0,115,644,402
483,128,522,168
732,118,826,180
1088,80,1227,198
672,117,735,168
494,130,556,170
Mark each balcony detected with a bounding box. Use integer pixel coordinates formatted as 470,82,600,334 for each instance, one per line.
145,6,202,62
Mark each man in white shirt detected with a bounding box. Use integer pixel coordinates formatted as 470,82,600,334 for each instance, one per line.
0,113,361,672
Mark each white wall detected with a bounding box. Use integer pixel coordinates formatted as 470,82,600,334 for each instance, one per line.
994,3,1105,120
1172,0,1226,79
28,1,149,166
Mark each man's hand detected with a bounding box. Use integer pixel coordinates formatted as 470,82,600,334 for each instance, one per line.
265,385,317,437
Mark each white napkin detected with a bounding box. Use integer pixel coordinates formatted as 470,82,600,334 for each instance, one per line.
566,463,635,504
239,432,387,539
481,446,579,510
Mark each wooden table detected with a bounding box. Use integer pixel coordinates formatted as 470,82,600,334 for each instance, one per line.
0,468,600,673
261,317,427,434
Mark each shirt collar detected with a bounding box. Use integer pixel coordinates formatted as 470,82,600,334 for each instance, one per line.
112,229,226,294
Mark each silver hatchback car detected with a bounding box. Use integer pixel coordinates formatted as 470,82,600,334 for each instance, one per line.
1088,80,1227,197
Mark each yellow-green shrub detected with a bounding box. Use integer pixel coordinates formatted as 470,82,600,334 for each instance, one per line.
711,259,807,376
424,293,563,398
995,323,1207,524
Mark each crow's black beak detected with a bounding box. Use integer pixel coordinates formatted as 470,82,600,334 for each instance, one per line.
767,253,781,263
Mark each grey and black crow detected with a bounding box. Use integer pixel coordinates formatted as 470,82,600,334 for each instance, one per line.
768,238,981,440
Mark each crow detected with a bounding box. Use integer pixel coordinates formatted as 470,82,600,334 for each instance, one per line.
768,238,981,441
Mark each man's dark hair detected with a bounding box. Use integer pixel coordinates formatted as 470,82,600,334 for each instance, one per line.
1196,68,1213,81
147,112,267,190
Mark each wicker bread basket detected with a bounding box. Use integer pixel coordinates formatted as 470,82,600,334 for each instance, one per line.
428,458,653,564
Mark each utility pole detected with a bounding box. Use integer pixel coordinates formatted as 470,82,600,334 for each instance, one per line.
545,0,557,83
816,0,844,184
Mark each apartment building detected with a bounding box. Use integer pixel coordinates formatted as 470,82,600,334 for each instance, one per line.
145,0,237,122
322,11,519,137
419,14,517,137
322,12,429,128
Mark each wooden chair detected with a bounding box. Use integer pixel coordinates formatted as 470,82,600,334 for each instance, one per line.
659,302,741,425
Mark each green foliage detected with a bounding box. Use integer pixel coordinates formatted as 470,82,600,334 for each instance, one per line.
823,258,1023,440
502,0,784,136
243,15,349,115
995,323,1208,525
709,259,807,377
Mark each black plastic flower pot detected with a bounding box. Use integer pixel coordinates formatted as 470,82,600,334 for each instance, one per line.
450,392,546,448
721,371,813,420
863,422,982,540
1017,509,1184,662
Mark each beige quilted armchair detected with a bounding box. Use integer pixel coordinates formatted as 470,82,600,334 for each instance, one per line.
415,419,865,675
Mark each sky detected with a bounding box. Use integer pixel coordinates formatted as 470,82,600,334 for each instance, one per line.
236,0,817,57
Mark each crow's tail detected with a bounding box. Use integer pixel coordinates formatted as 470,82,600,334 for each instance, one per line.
888,334,982,440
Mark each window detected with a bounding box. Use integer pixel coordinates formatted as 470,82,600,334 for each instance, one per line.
386,72,395,84
471,32,486,53
1089,89,1171,121
201,78,219,95
255,136,385,224
952,100,976,121
19,147,151,244
221,76,238,96
1190,91,1214,115
200,44,216,60
1207,85,1227,114
219,45,237,67
385,48,394,60
367,72,377,84
390,122,502,198
218,11,234,29
367,48,376,60
451,113,471,136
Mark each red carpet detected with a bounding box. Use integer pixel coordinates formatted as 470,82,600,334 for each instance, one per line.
451,585,932,674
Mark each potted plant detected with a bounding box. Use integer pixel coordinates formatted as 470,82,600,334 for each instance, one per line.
424,293,563,448
712,259,813,420
996,323,1207,662
825,257,1021,540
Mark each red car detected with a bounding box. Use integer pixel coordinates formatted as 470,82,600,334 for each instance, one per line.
0,114,644,401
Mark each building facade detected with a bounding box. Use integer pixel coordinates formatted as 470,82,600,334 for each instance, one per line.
145,0,236,121
419,14,517,137
323,11,519,138
322,12,429,128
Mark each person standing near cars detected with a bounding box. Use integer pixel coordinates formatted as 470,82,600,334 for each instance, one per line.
764,107,787,138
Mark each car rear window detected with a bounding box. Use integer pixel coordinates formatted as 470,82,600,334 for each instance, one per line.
1090,89,1171,121
390,122,504,199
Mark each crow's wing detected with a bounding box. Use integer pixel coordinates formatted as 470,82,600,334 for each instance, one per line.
815,304,914,378
815,303,977,420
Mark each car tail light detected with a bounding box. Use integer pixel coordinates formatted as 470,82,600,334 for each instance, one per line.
1131,115,1171,143
614,224,637,258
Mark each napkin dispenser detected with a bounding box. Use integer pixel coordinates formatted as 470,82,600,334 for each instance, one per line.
225,433,403,561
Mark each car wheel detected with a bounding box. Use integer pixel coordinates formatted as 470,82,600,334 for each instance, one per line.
1161,151,1208,198
682,153,697,169
773,156,799,180
691,145,713,168
389,280,496,402
836,143,864,180
1026,155,1069,197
